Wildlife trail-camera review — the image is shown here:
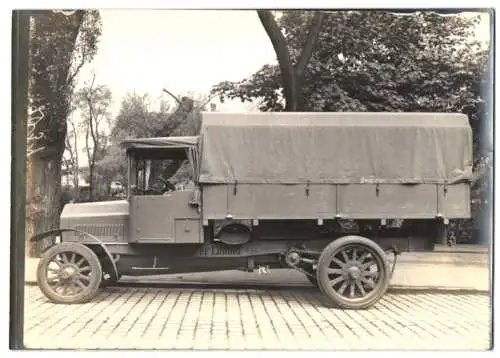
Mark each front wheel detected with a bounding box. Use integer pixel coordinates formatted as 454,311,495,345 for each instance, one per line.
316,236,391,310
36,242,103,304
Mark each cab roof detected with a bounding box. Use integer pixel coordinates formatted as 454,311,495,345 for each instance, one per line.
121,136,199,160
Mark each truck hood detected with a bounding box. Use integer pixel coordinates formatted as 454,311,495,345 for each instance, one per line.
61,200,129,219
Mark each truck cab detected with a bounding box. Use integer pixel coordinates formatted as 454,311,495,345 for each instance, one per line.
122,136,203,244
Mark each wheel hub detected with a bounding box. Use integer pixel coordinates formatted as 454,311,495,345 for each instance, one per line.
286,251,301,266
347,266,361,280
58,265,78,280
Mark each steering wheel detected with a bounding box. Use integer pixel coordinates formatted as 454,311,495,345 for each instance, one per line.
158,176,176,192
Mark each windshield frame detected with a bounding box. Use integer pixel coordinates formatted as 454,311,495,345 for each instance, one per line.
126,147,198,199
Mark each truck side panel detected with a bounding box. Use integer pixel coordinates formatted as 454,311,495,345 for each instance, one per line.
202,183,470,220
203,184,337,220
202,184,228,220
437,183,471,219
338,184,437,219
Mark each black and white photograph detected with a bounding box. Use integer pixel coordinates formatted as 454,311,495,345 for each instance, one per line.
8,2,494,352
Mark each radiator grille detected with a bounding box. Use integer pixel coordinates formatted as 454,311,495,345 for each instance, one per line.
73,224,125,238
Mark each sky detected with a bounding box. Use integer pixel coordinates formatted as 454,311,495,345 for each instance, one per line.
76,10,279,115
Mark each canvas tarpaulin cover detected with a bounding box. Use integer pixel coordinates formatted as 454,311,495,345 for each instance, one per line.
198,112,473,185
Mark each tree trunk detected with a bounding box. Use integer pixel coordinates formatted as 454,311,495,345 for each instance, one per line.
288,75,304,111
26,152,63,257
72,162,79,201
89,165,94,201
257,10,324,112
257,10,297,111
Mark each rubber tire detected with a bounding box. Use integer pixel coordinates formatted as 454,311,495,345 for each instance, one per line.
37,242,103,304
316,235,391,310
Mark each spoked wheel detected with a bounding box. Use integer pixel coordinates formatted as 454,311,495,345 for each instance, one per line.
36,242,103,304
316,236,390,310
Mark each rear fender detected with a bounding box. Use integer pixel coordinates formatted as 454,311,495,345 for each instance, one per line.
29,229,119,280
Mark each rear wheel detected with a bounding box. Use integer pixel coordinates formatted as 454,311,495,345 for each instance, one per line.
37,242,103,304
316,236,390,309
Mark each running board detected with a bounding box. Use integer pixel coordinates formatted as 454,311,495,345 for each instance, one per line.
131,238,175,244
131,267,170,271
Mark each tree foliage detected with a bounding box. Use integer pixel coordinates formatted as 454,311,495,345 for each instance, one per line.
213,11,488,114
73,73,113,200
93,92,207,197
62,112,80,198
28,10,102,158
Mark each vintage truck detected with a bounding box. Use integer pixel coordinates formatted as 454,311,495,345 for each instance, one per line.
31,112,473,309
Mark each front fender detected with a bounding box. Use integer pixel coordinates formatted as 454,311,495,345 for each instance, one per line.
29,228,120,280
30,229,68,243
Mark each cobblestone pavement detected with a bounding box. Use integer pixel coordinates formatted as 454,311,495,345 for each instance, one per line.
24,285,491,350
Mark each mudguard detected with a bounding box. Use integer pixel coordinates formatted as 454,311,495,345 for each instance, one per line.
29,228,119,281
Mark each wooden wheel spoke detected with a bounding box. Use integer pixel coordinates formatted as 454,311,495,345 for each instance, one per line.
52,259,63,267
331,258,346,268
327,268,343,275
352,248,358,261
74,279,86,290
61,253,70,264
70,253,76,264
358,252,369,263
356,281,367,296
66,284,76,295
47,278,60,285
338,281,348,295
61,285,69,295
66,282,77,295
329,276,345,287
362,270,378,277
362,260,376,270
79,266,91,273
349,282,355,297
361,277,376,288
341,251,349,263
78,274,91,282
75,257,86,267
